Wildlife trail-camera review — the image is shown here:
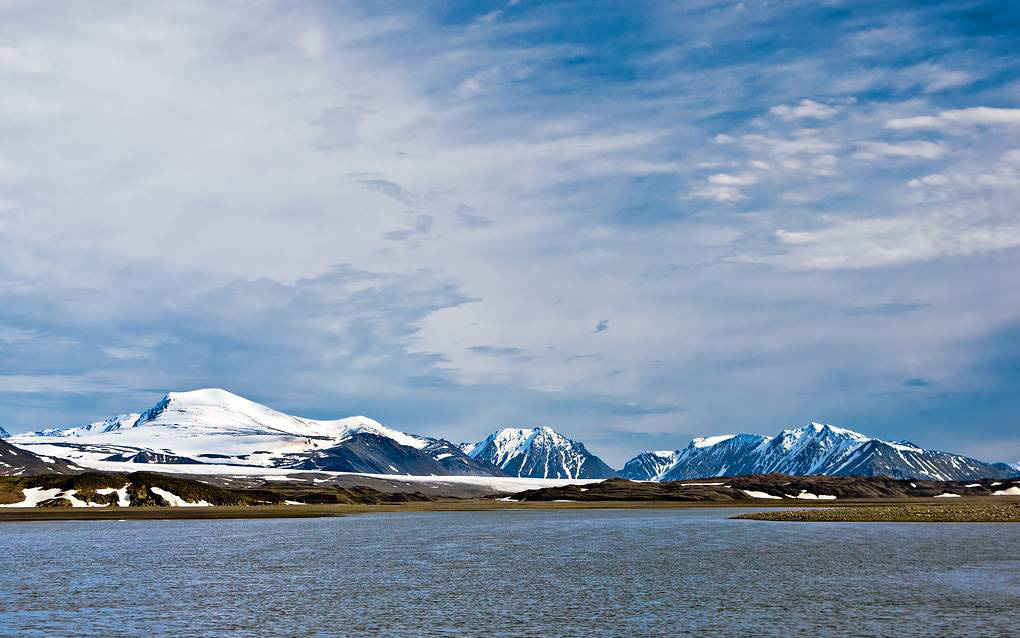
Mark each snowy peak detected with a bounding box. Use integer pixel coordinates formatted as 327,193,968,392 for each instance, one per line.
464,426,617,479
691,434,736,448
128,389,429,449
10,389,499,476
464,426,562,462
622,422,1015,482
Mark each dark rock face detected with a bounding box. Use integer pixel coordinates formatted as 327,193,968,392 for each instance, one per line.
420,439,507,477
283,433,455,475
102,451,203,464
0,439,79,476
829,440,1015,481
658,434,771,481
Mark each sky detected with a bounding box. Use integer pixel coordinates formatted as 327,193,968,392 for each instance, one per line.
1,0,1019,466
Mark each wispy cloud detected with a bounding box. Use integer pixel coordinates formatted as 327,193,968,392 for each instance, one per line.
887,107,1020,130
770,99,837,121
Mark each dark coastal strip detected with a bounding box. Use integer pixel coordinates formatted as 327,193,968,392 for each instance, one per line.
6,497,1020,522
734,502,1020,523
0,499,803,522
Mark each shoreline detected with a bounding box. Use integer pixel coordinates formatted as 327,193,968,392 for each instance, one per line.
734,501,1020,523
3,496,1018,522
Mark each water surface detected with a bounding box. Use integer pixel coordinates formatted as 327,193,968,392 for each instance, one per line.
2,508,1017,637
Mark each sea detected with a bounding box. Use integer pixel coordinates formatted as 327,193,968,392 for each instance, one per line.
2,508,1017,637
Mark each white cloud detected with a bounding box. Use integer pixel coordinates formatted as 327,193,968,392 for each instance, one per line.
770,99,837,120
766,202,1020,270
296,26,327,59
708,172,757,186
0,45,47,74
853,140,946,160
690,172,758,201
887,107,1020,130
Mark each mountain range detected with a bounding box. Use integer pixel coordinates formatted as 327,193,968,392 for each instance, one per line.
5,390,1018,481
619,423,1017,482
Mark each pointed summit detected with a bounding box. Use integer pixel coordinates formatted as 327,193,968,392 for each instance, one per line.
463,426,617,479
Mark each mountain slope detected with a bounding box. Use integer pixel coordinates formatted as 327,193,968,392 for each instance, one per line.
0,438,80,476
0,426,10,438
659,434,773,481
462,427,618,479
10,389,503,477
624,423,1016,481
283,432,457,475
619,451,680,480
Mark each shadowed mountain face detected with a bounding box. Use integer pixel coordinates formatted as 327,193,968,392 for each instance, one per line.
281,433,504,476
462,427,618,479
621,424,1018,482
0,438,79,476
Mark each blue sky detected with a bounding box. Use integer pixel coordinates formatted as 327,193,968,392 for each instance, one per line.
1,0,1019,466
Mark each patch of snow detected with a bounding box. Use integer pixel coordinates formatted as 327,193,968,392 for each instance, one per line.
682,482,726,486
149,486,210,507
0,487,61,507
964,483,982,488
795,491,837,500
933,493,961,498
551,499,576,502
283,500,305,505
992,486,1020,496
38,456,55,463
885,441,923,452
692,434,736,448
434,453,453,460
741,490,781,499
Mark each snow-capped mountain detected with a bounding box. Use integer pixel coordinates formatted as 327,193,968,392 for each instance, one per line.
659,434,772,481
622,423,1018,481
461,427,618,479
9,389,502,477
619,450,680,481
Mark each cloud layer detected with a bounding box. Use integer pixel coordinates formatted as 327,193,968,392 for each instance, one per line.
1,1,1019,465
